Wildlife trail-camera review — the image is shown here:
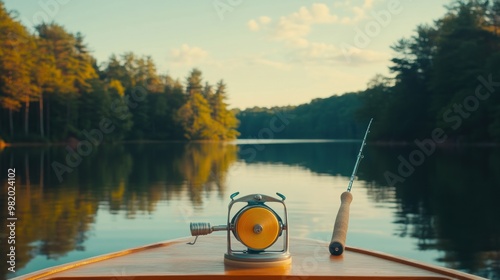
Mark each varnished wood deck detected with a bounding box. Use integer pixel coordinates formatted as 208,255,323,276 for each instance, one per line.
16,236,483,280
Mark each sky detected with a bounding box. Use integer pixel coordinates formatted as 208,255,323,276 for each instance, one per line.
3,0,451,109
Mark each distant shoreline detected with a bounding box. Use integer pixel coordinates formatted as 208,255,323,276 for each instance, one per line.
0,139,225,148
1,139,499,149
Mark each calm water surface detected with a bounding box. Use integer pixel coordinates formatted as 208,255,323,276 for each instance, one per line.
1,141,499,279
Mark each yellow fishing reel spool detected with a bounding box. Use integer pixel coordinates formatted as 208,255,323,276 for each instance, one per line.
189,192,291,267
233,205,280,250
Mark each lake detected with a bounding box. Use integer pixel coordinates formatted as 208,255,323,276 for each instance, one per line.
1,140,499,279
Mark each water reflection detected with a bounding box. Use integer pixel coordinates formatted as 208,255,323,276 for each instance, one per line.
239,142,500,278
237,141,359,176
363,146,500,278
0,142,499,279
0,142,237,275
430,148,500,276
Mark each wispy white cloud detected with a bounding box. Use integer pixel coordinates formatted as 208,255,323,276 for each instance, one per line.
341,6,365,24
288,42,388,66
247,16,272,32
286,42,337,63
333,48,390,65
248,0,378,42
341,0,374,24
170,44,208,65
271,3,338,47
247,19,260,31
363,0,375,9
259,16,272,25
333,0,352,8
252,57,292,71
247,1,385,66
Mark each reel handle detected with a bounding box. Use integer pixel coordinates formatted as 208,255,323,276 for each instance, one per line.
190,222,227,236
329,191,353,256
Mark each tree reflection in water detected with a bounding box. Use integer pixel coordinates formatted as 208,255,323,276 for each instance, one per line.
0,142,498,278
0,142,237,274
239,142,500,278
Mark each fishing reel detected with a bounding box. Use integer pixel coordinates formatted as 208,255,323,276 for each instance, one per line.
189,192,291,267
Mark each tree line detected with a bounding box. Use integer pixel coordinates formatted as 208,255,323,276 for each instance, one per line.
358,0,500,142
3,0,499,144
0,2,238,143
237,93,363,139
238,0,500,143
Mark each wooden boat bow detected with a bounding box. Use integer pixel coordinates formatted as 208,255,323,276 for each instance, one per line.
14,190,485,279
15,235,484,280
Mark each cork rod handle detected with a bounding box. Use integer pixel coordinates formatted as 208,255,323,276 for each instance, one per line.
329,191,353,256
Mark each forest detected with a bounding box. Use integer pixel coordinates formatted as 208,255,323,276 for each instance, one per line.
0,1,239,143
237,93,363,139
2,0,500,144
238,0,500,143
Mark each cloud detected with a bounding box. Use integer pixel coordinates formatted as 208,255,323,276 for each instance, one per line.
334,0,375,12
274,18,311,47
252,57,291,71
339,0,375,24
333,48,390,65
246,1,386,66
363,0,374,9
302,42,338,58
170,44,208,65
270,3,338,47
249,1,377,48
248,19,260,31
259,16,272,25
333,0,352,8
288,3,339,24
284,42,388,66
247,16,272,32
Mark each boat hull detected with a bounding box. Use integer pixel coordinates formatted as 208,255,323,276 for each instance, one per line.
15,236,484,280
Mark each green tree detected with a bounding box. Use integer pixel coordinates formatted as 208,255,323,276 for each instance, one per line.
104,54,133,89
103,53,169,140
386,25,437,140
431,0,498,141
237,94,362,140
356,75,394,139
162,76,185,139
356,0,500,143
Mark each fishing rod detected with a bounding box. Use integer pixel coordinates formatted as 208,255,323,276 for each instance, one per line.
329,118,373,256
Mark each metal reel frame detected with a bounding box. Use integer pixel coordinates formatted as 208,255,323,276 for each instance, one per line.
224,192,290,263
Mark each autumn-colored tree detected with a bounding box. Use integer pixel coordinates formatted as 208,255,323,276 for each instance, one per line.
0,4,239,143
176,69,216,140
0,2,37,137
212,80,239,139
35,23,97,139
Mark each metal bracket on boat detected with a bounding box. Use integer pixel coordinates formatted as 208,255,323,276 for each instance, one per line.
189,192,291,266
